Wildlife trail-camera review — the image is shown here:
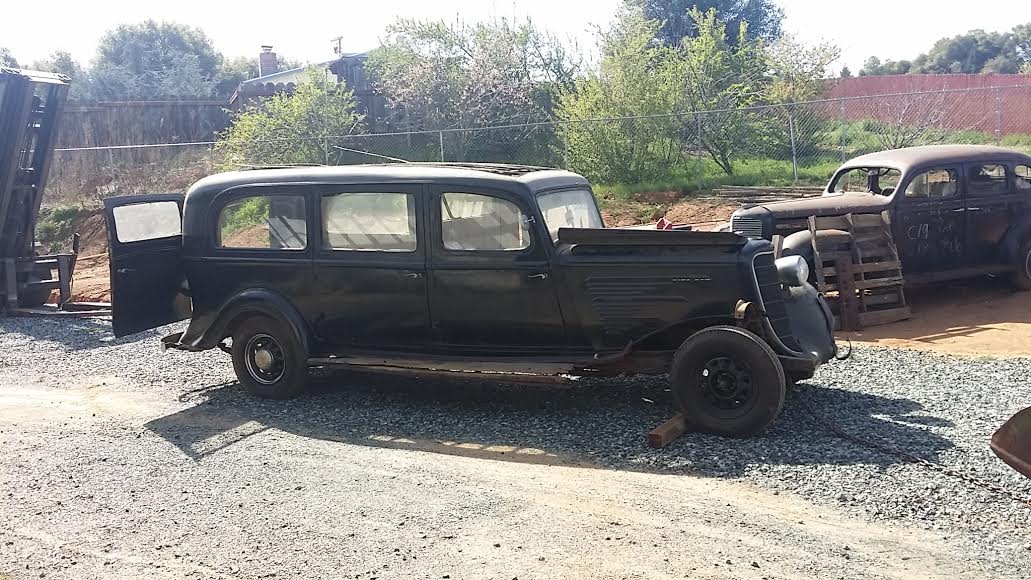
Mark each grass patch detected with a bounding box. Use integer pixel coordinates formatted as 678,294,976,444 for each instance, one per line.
593,156,838,199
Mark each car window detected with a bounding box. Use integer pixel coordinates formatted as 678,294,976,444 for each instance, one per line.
218,195,307,249
1016,165,1031,191
904,168,959,199
441,192,530,251
112,201,181,243
831,167,901,195
537,188,604,243
968,163,1008,195
322,192,416,252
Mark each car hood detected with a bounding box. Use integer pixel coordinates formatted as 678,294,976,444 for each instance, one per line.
735,192,893,219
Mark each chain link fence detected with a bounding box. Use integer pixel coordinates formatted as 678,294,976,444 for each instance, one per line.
45,84,1031,207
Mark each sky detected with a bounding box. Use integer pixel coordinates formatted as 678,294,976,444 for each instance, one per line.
2,0,1030,73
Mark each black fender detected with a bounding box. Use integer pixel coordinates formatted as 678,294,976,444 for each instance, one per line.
780,229,814,259
1001,218,1031,264
780,228,852,259
179,288,311,356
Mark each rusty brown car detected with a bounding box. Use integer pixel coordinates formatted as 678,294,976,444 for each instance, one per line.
731,145,1031,287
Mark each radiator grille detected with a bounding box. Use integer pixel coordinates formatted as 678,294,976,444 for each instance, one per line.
752,252,802,352
731,217,764,239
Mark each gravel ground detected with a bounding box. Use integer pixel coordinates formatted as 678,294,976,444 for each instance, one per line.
2,316,1031,578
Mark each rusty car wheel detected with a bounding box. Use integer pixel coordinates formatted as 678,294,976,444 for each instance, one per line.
670,326,785,437
231,315,307,399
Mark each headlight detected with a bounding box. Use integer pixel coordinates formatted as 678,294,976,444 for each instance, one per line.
775,255,810,287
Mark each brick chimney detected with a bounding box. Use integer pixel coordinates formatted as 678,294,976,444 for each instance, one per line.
258,46,278,77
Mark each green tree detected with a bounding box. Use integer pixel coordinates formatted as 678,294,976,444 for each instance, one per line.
672,8,769,174
764,34,839,158
215,68,364,167
89,20,222,99
30,51,89,100
918,29,1011,73
631,0,783,46
858,56,882,76
840,66,852,78
215,56,260,97
31,51,84,78
559,9,686,183
859,56,910,76
0,47,18,67
367,17,579,162
857,23,1031,75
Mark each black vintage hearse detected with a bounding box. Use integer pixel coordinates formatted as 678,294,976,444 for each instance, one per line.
105,164,836,436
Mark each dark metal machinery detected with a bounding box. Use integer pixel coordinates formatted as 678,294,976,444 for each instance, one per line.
0,67,77,310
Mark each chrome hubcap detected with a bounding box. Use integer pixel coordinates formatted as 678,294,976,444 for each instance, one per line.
244,334,285,385
253,349,274,371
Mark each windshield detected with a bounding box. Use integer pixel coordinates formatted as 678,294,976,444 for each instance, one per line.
830,167,901,195
537,188,604,243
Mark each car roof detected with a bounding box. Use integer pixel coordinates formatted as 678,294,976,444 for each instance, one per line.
184,163,590,204
839,145,1031,173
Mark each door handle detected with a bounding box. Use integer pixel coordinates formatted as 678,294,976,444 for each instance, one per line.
527,273,549,280
967,207,981,211
403,271,423,279
951,208,966,213
116,268,136,274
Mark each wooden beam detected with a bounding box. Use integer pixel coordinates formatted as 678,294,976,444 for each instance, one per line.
648,414,688,448
835,257,860,331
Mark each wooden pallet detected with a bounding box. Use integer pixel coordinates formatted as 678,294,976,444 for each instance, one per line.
809,212,911,331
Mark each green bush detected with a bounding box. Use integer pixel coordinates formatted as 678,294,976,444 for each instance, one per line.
215,69,364,168
36,205,90,253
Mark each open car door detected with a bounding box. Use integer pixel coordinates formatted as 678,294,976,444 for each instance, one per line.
103,194,190,337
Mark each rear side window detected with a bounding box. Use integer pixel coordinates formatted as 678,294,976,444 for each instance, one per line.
904,168,959,199
1016,165,1031,191
441,192,529,251
322,192,417,252
112,201,181,243
968,163,1008,195
218,195,307,249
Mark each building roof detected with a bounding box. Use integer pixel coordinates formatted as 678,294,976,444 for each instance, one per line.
841,145,1031,172
237,61,335,91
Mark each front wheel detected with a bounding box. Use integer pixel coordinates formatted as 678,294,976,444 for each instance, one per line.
670,326,786,437
231,315,308,399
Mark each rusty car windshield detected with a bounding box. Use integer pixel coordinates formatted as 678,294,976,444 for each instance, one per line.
830,167,902,196
537,188,605,243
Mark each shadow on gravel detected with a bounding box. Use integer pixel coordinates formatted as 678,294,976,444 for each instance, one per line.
145,370,955,477
0,317,172,351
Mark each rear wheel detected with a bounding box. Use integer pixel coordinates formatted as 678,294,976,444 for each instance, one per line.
1011,238,1031,291
231,315,307,399
670,326,786,437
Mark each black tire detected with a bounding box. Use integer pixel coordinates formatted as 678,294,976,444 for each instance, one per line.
231,315,307,399
670,325,786,437
1011,238,1031,291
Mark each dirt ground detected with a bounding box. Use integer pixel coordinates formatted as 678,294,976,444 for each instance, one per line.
841,276,1031,357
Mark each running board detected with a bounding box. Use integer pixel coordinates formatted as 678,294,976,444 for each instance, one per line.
308,352,588,378
311,361,578,385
